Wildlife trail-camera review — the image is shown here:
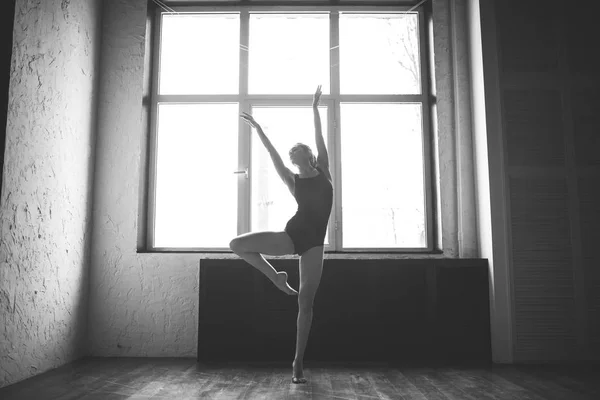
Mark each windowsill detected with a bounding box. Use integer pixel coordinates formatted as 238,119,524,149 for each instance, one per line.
136,249,447,260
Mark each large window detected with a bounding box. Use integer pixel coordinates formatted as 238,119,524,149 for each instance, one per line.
148,5,433,252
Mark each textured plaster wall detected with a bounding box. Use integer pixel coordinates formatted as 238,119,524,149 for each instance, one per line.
88,0,199,357
430,0,478,257
88,0,466,356
431,0,459,257
0,0,102,388
449,0,478,257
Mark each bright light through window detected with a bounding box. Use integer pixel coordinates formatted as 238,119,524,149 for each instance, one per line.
154,104,239,248
340,13,421,94
341,103,426,248
249,14,330,94
160,14,240,95
151,8,432,251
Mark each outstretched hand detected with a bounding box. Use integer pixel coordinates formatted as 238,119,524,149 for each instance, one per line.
240,112,260,130
313,85,322,108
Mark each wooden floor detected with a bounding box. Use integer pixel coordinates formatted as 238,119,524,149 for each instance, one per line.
1,358,599,400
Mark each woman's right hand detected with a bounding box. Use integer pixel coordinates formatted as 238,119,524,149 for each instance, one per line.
313,85,322,108
240,112,260,130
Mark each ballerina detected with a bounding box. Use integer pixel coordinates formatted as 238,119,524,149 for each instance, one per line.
229,85,333,384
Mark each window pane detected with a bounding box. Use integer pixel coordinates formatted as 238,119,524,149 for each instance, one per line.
340,13,421,94
249,14,330,94
159,14,239,95
154,103,238,248
341,103,426,248
251,106,329,245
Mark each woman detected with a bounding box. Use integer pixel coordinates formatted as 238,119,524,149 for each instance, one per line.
229,85,333,384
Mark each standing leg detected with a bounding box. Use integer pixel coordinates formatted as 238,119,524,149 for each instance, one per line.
292,246,324,383
229,231,297,295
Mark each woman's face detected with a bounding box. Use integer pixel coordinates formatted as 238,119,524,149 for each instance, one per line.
290,145,311,167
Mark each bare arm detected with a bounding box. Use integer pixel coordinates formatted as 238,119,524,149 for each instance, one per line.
312,85,332,181
240,112,295,193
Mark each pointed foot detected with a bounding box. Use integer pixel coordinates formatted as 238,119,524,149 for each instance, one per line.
274,271,298,295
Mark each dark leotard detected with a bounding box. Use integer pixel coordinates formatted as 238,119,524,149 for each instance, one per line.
284,166,333,255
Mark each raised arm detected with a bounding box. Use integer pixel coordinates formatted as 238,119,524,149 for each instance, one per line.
240,112,295,194
313,85,331,180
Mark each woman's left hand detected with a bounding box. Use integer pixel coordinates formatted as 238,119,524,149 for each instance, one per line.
312,85,322,107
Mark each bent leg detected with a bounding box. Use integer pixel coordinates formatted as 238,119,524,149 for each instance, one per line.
292,246,324,383
229,231,297,295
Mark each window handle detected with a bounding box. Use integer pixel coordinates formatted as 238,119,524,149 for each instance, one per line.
233,168,248,178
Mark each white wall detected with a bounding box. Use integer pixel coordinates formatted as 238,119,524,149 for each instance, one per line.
0,0,103,387
88,0,470,356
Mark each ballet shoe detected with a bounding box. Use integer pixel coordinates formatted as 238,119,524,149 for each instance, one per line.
292,377,307,384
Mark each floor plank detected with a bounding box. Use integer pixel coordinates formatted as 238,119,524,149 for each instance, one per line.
402,368,451,400
519,365,600,399
417,368,476,400
382,369,429,400
309,366,334,400
188,365,245,400
492,366,594,400
349,368,383,400
478,366,551,400
1,358,599,400
55,359,145,400
328,367,358,400
439,368,515,400
365,369,413,400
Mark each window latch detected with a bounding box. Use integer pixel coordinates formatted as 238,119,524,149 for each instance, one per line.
233,168,248,179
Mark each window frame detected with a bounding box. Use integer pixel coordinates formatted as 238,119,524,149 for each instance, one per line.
147,4,434,253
